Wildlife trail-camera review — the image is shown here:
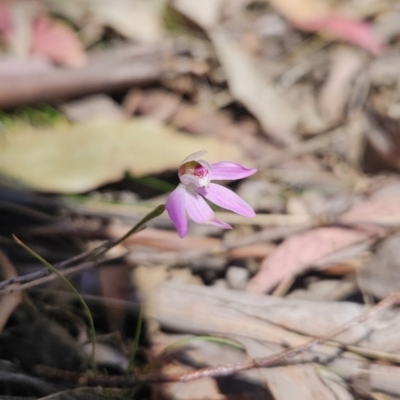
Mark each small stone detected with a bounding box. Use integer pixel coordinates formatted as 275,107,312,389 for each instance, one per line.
212,279,228,289
226,266,249,290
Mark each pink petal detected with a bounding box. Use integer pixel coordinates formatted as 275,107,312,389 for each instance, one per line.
209,162,257,181
180,173,204,187
199,183,256,218
166,185,188,238
185,188,232,229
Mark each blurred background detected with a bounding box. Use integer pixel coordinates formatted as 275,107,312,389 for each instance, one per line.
2,0,400,399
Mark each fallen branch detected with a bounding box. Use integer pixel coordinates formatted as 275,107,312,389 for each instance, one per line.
35,292,400,385
0,44,163,108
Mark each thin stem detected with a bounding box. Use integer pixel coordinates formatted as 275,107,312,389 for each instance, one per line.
87,204,166,260
128,304,143,373
13,236,97,373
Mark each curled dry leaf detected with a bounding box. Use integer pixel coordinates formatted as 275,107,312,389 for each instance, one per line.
246,227,370,294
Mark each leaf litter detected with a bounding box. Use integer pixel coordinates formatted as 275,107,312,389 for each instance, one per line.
1,0,400,399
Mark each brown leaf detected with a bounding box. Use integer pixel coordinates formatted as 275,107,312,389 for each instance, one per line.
246,227,370,294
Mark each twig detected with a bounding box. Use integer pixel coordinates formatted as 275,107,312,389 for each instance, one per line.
35,293,400,386
0,44,163,108
128,225,309,265
0,205,165,293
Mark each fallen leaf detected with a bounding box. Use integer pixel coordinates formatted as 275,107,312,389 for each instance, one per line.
319,47,364,124
295,15,385,56
172,0,299,144
31,16,86,67
60,95,125,122
254,363,353,400
173,0,222,29
46,0,164,43
340,179,400,225
208,27,299,144
246,227,370,294
0,118,250,192
359,234,400,299
267,0,385,55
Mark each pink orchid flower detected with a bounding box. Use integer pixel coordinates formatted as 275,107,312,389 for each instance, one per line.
166,151,257,237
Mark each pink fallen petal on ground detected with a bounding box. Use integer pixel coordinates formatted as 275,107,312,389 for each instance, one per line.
246,227,369,294
31,16,86,67
295,15,385,56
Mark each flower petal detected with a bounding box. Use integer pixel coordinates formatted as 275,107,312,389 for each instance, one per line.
180,173,210,188
181,150,207,165
166,185,188,237
199,183,256,217
209,162,257,181
185,188,232,229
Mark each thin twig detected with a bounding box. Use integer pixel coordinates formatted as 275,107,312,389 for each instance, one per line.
35,293,400,386
0,205,165,293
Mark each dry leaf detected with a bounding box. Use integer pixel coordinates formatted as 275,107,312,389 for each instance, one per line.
319,47,364,124
295,16,385,56
172,0,299,144
145,281,400,354
209,28,299,144
173,0,222,29
255,364,352,400
340,179,400,225
0,3,86,66
0,118,249,192
359,234,400,299
246,227,370,294
46,0,164,43
31,16,86,67
268,0,385,55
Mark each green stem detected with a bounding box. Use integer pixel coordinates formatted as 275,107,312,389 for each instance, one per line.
128,304,143,373
14,236,98,372
90,204,166,260
12,204,167,373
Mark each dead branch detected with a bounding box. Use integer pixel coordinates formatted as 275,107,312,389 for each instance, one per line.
35,293,400,386
0,44,163,108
